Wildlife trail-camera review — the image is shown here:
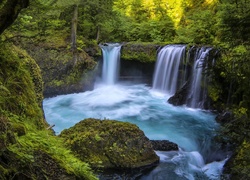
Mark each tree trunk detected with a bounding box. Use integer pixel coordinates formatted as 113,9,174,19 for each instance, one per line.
96,25,100,43
71,5,78,64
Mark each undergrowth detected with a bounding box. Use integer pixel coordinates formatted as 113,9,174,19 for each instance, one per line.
9,130,97,180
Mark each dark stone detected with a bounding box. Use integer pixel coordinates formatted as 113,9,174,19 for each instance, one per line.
168,81,191,106
150,140,178,151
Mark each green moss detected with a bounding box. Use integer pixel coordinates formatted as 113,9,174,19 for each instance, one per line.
121,42,160,63
0,165,9,178
11,123,26,136
8,130,97,180
0,43,46,129
0,112,97,179
229,140,250,179
60,118,159,169
0,43,97,179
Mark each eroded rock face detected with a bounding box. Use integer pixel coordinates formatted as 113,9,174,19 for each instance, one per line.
59,118,159,170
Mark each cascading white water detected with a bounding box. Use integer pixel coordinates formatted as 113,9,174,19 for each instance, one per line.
153,45,186,95
99,43,122,85
187,47,212,109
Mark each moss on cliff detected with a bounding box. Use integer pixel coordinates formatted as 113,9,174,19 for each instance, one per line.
121,42,161,63
0,42,46,127
21,43,97,97
0,43,97,179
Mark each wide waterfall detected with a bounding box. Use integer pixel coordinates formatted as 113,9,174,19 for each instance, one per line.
153,45,186,94
187,47,212,109
99,43,122,85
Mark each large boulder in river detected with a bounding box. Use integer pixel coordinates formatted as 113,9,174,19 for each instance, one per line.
59,118,159,170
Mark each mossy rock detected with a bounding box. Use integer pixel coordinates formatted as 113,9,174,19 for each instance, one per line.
121,42,161,63
15,33,97,98
0,43,47,129
59,118,159,169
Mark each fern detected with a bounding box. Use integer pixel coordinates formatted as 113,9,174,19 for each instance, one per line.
9,130,98,180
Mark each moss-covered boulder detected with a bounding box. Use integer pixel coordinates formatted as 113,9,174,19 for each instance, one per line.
59,118,159,170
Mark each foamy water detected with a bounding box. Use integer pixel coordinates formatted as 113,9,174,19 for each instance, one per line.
43,83,227,179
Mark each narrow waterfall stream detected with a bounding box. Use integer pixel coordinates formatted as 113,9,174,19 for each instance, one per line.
186,47,212,109
100,43,122,85
43,44,228,179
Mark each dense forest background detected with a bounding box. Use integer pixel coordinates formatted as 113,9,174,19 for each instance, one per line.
1,0,250,179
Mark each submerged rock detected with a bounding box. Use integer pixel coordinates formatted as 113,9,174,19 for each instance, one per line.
151,140,178,151
59,118,159,170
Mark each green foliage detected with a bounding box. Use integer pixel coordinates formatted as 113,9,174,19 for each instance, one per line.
174,0,219,45
208,85,221,102
8,130,97,179
216,45,250,108
216,0,250,45
0,43,46,128
229,140,250,179
0,41,97,180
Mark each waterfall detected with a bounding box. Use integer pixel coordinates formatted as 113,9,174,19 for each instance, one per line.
187,47,212,109
99,43,122,85
153,45,186,94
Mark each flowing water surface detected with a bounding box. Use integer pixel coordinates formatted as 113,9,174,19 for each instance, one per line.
43,83,227,180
